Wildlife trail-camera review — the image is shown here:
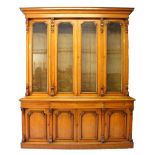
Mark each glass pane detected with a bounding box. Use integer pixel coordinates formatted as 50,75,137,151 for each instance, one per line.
81,22,97,92
107,22,122,92
57,23,73,92
32,22,47,92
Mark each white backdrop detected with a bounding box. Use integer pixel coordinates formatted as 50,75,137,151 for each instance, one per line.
0,0,154,155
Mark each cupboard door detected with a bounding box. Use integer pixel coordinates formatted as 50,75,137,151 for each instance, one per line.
106,21,123,93
105,109,128,141
78,109,101,141
78,20,100,95
25,109,49,142
53,109,76,141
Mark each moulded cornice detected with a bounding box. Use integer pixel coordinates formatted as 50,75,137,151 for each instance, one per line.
20,7,134,19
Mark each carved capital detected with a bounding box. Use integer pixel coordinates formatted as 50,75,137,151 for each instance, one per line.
48,108,52,113
25,84,30,96
105,20,109,25
129,107,134,115
120,111,126,117
54,111,60,116
80,111,85,116
27,111,32,116
41,111,46,117
26,18,29,32
107,111,112,116
93,111,98,116
51,18,54,32
101,108,107,113
70,111,74,116
124,19,129,33
100,18,104,33
119,22,123,26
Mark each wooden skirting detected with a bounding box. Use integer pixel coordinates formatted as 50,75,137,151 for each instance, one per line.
21,141,133,149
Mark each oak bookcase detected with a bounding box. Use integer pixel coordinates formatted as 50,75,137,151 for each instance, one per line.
20,7,135,149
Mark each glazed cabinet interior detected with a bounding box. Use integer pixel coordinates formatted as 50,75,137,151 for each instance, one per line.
20,7,135,149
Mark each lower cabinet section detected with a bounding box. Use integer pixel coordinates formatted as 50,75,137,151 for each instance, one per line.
21,102,133,149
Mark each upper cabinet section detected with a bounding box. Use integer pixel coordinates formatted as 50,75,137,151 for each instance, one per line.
22,7,134,97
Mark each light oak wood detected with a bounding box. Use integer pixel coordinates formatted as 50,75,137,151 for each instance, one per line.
78,109,101,142
25,109,48,142
53,109,76,141
20,7,134,19
54,20,77,96
20,7,134,149
105,110,127,141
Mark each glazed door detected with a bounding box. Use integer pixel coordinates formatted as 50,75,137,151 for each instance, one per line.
104,20,128,95
54,20,77,95
78,20,101,96
28,19,51,95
